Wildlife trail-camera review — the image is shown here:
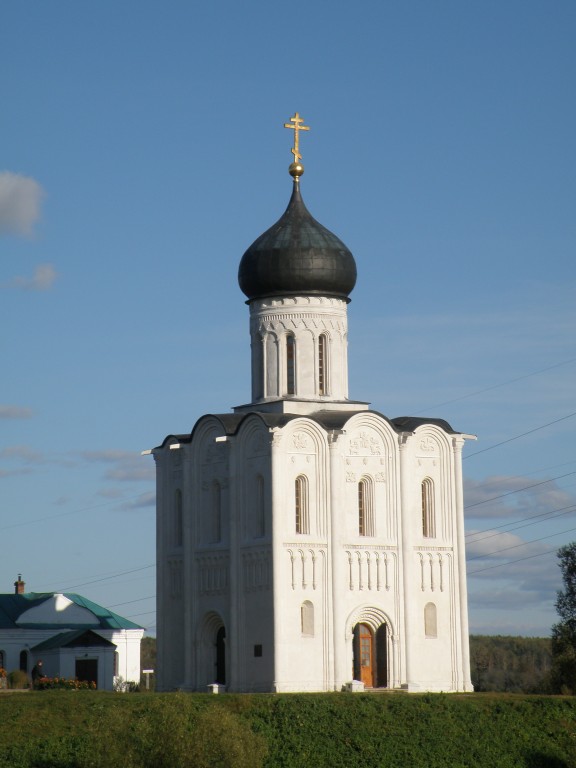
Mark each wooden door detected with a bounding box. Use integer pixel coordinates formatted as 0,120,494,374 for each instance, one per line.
358,623,374,688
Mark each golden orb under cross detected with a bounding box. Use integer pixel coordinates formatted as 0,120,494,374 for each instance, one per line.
284,112,310,178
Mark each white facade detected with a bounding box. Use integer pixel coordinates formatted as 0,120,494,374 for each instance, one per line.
153,175,474,694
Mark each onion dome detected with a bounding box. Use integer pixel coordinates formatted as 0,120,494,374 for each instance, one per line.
238,177,357,303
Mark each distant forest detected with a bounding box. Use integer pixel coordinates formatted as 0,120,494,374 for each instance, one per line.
141,635,553,694
470,635,551,693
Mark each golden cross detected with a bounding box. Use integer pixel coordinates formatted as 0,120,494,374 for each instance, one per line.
284,112,310,164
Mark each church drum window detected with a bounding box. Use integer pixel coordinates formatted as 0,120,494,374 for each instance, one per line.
295,475,309,534
318,333,328,395
421,478,436,538
286,334,296,395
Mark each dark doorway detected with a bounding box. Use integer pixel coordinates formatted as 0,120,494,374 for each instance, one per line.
376,623,388,687
353,622,388,688
215,627,226,684
76,659,98,687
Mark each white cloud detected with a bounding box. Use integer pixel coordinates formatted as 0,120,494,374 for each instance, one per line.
464,474,576,521
8,263,57,291
0,445,45,463
0,405,33,419
0,171,44,236
81,449,155,483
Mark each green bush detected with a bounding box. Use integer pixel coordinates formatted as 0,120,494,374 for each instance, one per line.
7,670,29,689
0,692,575,768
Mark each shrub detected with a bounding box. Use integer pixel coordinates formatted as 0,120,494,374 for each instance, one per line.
7,670,28,689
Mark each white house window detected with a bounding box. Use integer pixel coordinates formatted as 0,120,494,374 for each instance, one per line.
425,602,438,638
295,475,309,534
422,478,436,538
318,333,328,395
358,477,374,537
212,480,222,543
301,601,314,636
174,489,183,547
286,334,296,395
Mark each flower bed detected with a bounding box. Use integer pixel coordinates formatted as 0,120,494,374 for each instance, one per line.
36,677,97,691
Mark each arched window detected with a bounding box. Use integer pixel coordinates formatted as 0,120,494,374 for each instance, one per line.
256,475,265,538
212,480,222,543
114,651,119,677
295,475,309,534
318,333,328,396
421,478,436,538
286,334,296,395
358,477,374,537
0,650,5,670
174,489,183,547
19,650,28,673
301,601,314,636
425,602,438,638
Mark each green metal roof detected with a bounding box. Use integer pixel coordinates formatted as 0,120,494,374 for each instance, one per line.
32,629,116,652
0,592,143,631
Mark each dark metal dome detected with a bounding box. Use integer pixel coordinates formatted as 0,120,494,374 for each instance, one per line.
238,181,357,302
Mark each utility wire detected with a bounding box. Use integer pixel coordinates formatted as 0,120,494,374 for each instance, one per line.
467,525,576,562
465,471,576,509
466,503,576,543
415,356,576,414
468,546,559,575
464,411,576,460
58,564,155,592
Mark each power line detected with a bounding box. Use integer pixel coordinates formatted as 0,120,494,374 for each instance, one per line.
468,546,559,575
467,525,576,562
465,471,576,509
466,502,576,543
0,491,155,532
58,564,155,592
464,411,576,460
415,356,576,414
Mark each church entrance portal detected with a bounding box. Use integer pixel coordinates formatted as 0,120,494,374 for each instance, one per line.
353,622,387,688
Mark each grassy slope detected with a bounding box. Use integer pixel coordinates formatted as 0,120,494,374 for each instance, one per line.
0,692,575,768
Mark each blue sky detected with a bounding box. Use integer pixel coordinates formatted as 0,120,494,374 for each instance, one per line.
2,1,575,638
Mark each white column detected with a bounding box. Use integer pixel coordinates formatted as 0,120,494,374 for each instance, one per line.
270,429,284,691
328,431,345,689
453,436,473,691
398,433,414,689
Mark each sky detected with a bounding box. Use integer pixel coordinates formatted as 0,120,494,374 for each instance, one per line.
1,1,575,639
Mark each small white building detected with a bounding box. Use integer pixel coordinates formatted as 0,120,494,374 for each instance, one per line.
0,577,144,690
152,125,475,693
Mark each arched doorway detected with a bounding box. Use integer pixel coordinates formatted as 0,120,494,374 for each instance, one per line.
353,622,388,688
215,626,226,685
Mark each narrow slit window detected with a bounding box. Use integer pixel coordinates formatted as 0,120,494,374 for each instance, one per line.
174,489,183,547
286,335,296,395
425,602,438,638
301,601,314,636
212,480,222,543
318,334,327,395
256,475,265,538
358,477,374,536
422,478,436,538
295,475,309,534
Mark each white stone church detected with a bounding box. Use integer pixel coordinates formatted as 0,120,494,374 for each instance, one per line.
151,115,474,693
